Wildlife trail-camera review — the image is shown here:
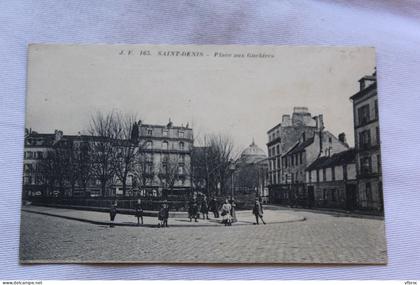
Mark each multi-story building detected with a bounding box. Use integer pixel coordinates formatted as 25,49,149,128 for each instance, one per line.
136,120,193,197
305,149,357,210
22,119,193,198
266,107,321,203
350,71,383,212
280,129,349,206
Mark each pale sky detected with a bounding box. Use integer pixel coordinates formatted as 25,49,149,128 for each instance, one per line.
26,44,376,156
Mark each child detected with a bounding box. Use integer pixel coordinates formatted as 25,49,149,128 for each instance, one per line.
158,201,169,228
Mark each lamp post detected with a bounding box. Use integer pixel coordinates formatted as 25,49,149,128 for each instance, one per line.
229,160,236,199
229,160,237,223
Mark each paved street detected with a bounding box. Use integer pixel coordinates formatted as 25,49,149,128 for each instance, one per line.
19,207,387,264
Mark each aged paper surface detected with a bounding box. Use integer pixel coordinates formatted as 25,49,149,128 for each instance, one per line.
21,44,385,264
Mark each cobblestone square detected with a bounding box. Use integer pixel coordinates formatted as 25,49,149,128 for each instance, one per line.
20,207,387,264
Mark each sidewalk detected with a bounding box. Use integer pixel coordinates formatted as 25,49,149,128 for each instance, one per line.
264,204,384,220
22,205,305,227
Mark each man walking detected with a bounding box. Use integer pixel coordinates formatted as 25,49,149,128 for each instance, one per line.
209,197,219,218
252,198,266,225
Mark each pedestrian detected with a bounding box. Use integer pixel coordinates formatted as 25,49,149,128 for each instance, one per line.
220,198,232,226
158,200,169,228
209,197,219,218
229,196,237,223
188,197,199,222
200,196,209,220
252,198,266,225
109,200,118,228
134,198,143,225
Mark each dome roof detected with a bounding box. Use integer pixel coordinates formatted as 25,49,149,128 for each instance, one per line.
239,140,267,164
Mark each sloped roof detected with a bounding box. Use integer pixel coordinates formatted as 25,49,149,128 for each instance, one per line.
286,137,315,156
306,149,356,171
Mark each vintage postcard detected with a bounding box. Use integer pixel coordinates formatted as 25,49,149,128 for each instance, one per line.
20,44,386,264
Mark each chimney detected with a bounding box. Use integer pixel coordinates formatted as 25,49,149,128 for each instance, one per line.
359,78,366,90
318,114,324,131
282,114,291,126
54,129,63,142
338,133,347,144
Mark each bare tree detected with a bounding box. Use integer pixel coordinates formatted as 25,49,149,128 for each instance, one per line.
75,139,93,196
111,112,142,197
157,154,183,198
191,133,236,197
88,111,117,197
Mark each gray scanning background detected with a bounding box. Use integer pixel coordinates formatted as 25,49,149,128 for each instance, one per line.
1,0,420,280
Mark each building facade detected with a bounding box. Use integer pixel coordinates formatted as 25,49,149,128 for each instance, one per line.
136,120,193,197
350,72,383,212
22,120,193,198
305,149,357,210
267,107,328,203
280,130,349,206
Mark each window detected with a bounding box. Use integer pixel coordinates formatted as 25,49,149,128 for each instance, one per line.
374,99,379,119
161,163,167,174
359,130,371,149
163,129,168,136
331,189,336,201
332,167,336,181
146,140,153,150
328,137,332,143
179,142,185,150
377,154,381,173
365,182,372,203
360,156,372,175
179,131,184,138
316,170,320,182
178,165,184,175
376,127,380,145
322,168,326,182
323,189,327,200
299,152,303,164
146,163,153,174
276,145,280,155
358,104,370,125
308,171,312,182
147,129,153,136
180,154,185,163
162,141,168,150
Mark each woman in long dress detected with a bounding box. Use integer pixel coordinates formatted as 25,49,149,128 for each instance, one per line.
220,198,232,226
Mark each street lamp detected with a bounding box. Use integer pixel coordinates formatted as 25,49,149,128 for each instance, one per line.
229,160,236,199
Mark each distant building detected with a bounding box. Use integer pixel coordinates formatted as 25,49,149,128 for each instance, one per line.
350,71,383,212
280,130,349,206
305,149,357,210
234,140,269,202
266,107,325,203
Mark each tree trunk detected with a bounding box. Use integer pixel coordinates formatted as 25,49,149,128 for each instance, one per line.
122,180,127,197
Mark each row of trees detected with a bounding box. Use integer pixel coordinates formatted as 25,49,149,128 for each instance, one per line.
34,111,238,199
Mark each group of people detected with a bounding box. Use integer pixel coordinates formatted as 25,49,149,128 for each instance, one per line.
109,196,266,227
188,196,238,226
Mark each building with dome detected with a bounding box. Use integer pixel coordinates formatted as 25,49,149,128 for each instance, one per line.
233,140,269,203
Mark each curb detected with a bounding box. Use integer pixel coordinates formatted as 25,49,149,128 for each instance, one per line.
22,209,306,228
